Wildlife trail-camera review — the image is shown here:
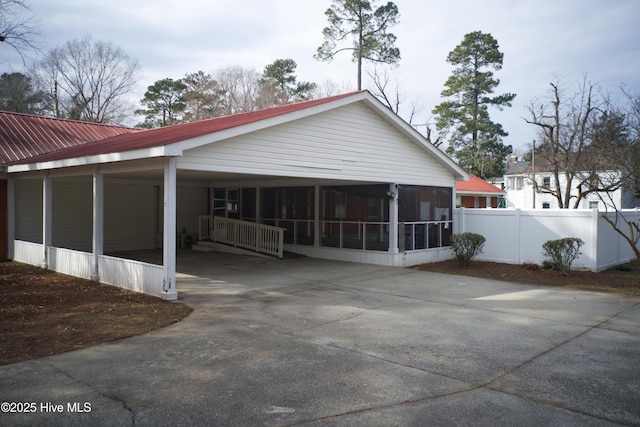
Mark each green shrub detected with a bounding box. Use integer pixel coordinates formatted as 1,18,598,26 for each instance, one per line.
542,237,584,276
450,232,486,267
615,263,633,272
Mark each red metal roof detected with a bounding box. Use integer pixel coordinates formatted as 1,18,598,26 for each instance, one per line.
0,111,139,166
7,91,365,166
456,175,504,193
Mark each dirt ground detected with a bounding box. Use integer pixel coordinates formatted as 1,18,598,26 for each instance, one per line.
0,261,192,366
1,258,639,366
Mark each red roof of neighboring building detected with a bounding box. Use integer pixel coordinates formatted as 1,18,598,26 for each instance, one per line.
456,174,504,194
0,111,139,166
7,91,365,166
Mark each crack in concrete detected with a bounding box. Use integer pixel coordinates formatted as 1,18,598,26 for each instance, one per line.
279,386,480,426
41,359,136,426
484,299,640,389
272,293,640,426
187,267,639,425
298,299,425,332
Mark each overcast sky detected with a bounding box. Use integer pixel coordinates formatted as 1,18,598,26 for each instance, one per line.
3,0,640,156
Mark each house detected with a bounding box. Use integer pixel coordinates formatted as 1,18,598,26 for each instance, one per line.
1,90,467,299
504,156,638,210
456,174,505,208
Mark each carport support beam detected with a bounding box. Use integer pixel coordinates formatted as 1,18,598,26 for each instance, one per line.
91,167,104,281
161,157,178,301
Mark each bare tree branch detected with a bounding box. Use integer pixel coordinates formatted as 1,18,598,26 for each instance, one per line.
0,0,41,65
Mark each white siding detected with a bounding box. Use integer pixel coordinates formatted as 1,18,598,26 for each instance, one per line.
178,103,455,187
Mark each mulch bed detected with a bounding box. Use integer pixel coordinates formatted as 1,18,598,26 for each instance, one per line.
0,261,192,365
418,259,640,296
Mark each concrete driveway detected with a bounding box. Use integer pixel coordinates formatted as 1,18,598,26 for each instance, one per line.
1,251,639,426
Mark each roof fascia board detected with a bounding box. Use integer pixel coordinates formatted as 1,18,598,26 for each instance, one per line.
7,146,169,173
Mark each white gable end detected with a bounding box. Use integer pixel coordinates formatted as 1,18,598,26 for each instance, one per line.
178,102,456,187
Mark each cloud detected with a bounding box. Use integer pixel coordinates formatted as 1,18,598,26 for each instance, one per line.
4,0,640,154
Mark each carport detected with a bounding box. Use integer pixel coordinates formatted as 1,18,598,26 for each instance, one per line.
5,91,466,299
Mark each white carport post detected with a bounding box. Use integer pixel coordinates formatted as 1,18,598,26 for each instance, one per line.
388,183,399,254
162,157,178,300
42,173,52,269
91,166,103,281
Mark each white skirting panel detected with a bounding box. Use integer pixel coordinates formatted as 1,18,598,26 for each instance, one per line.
284,245,454,267
98,255,164,297
48,247,93,280
400,247,453,267
11,241,165,297
12,240,42,266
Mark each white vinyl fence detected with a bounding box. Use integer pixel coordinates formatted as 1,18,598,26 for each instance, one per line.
455,208,639,272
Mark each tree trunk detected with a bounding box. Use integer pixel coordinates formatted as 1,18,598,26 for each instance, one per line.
357,56,362,91
600,212,640,261
357,10,363,91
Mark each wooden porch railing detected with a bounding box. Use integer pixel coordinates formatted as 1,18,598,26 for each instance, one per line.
198,215,213,241
198,216,285,258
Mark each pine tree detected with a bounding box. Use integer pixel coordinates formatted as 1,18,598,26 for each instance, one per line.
433,31,515,178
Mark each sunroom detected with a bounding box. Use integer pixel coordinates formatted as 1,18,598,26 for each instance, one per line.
201,183,455,260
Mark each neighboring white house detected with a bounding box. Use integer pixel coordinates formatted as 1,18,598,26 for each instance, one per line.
504,157,638,210
2,91,467,299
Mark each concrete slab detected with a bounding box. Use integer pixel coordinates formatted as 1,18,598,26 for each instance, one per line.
1,251,638,426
